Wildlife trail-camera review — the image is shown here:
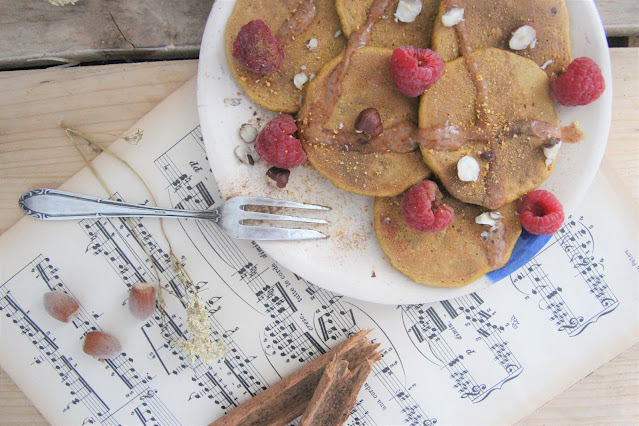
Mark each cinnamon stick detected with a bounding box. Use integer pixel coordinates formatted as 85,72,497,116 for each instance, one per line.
209,329,379,426
299,351,381,426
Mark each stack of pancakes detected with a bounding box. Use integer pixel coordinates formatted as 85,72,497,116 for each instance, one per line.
225,0,571,287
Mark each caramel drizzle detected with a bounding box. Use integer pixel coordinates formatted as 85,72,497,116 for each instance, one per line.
276,0,318,46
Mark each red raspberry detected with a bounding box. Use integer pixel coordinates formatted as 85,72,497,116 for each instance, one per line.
401,180,454,232
519,190,565,235
233,20,283,75
255,115,307,169
551,57,605,106
390,47,444,97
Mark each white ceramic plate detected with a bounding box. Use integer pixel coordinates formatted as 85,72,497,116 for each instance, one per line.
197,0,612,304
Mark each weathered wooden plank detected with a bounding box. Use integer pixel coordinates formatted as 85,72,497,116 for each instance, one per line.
595,0,639,37
0,50,637,425
0,0,215,70
0,60,198,233
0,0,636,70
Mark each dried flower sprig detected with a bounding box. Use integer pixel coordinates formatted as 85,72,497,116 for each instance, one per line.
62,124,226,363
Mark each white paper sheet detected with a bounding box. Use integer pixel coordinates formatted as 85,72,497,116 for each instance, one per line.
0,78,637,426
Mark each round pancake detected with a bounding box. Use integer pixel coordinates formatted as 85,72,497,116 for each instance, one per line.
419,48,559,209
374,191,521,287
336,0,440,49
300,47,430,196
225,0,346,113
432,0,571,78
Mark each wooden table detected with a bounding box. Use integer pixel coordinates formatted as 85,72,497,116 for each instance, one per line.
0,49,637,424
0,0,636,70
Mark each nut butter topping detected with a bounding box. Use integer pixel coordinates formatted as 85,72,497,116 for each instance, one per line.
483,219,507,268
276,0,318,45
298,0,393,143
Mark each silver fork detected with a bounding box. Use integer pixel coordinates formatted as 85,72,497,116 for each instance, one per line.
19,189,330,240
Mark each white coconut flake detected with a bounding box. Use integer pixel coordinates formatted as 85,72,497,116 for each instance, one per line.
544,141,562,167
490,211,503,220
441,8,464,27
309,73,316,81
306,38,318,51
394,0,423,23
481,230,490,240
334,30,342,38
457,155,480,182
475,212,497,227
293,72,309,89
300,65,307,70
541,59,553,70
339,122,344,129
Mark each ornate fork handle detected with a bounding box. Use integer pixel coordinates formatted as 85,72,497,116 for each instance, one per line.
19,189,221,221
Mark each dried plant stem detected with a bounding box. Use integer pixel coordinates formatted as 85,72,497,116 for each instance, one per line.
62,124,225,362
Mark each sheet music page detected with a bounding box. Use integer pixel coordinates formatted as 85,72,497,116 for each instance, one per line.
0,78,637,426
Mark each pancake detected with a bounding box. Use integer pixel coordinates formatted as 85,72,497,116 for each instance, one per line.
336,0,440,49
374,191,521,287
225,0,346,113
419,48,559,209
299,46,430,196
432,0,571,78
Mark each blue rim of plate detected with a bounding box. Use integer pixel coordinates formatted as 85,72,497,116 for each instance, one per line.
486,230,553,283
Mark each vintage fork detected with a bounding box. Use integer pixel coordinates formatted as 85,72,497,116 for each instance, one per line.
19,189,330,240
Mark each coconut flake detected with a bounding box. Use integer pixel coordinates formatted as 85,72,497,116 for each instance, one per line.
334,30,342,38
293,72,309,89
394,0,423,23
457,155,480,182
441,8,464,27
540,59,553,70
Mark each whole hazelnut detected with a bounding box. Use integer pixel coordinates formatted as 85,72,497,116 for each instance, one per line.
354,108,383,138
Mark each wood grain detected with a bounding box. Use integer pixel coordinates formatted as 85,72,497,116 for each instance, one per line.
595,0,639,37
0,50,637,424
0,0,214,70
0,0,636,70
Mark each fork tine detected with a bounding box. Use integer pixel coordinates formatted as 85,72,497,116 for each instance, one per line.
235,196,331,211
240,211,328,224
226,225,327,240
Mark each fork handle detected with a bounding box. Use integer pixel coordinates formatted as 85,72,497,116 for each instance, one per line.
19,189,221,221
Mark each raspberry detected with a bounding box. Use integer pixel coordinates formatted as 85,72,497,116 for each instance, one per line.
551,57,605,106
401,180,454,232
255,115,307,169
233,20,283,75
519,190,565,235
390,46,444,97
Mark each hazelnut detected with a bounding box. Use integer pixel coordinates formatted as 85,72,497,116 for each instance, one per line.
441,8,464,27
235,144,259,165
542,138,560,148
394,0,422,23
509,25,537,51
128,282,156,320
239,123,258,143
266,167,290,188
457,155,480,182
480,150,496,161
43,291,80,323
83,331,121,359
354,108,383,138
